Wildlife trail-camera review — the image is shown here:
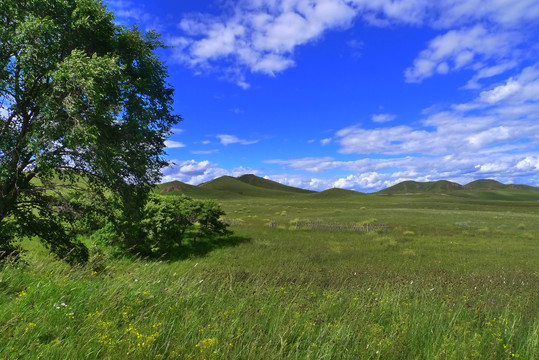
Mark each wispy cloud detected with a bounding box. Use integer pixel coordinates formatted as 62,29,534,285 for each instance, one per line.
190,149,219,155
217,134,260,145
371,113,396,123
404,25,520,83
164,140,186,148
320,137,332,145
106,0,163,31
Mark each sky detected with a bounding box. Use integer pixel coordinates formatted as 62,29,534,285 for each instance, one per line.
106,0,539,192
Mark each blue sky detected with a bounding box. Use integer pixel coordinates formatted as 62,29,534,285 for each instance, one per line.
107,0,539,192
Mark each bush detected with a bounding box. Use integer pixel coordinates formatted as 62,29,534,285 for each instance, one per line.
139,195,230,256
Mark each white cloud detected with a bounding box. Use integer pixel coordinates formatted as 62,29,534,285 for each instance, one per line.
134,0,538,87
161,160,259,184
217,134,260,145
164,140,186,148
264,174,334,191
107,0,163,31
173,0,360,83
0,104,10,119
266,157,342,172
161,160,227,184
332,172,398,190
466,126,511,148
320,137,332,145
371,113,396,123
479,78,521,104
335,65,539,157
190,149,219,155
264,66,539,190
516,157,539,171
404,25,518,83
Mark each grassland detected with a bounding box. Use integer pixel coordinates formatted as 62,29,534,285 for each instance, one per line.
1,178,538,359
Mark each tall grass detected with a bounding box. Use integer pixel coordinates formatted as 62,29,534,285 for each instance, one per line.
1,194,538,359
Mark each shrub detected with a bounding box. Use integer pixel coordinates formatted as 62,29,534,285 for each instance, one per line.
139,195,230,256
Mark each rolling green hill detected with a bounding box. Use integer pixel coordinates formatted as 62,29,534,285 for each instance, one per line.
310,187,364,199
463,179,506,190
378,180,463,194
156,180,218,198
237,174,315,194
198,175,313,198
157,175,539,201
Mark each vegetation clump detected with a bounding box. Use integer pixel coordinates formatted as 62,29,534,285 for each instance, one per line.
0,0,182,263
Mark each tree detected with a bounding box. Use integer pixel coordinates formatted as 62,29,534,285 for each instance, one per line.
139,195,231,256
0,0,181,263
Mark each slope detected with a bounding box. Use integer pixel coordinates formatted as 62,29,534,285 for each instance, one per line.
237,174,315,194
198,175,307,198
378,180,463,194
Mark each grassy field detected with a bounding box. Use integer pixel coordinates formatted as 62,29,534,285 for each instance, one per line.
1,191,538,359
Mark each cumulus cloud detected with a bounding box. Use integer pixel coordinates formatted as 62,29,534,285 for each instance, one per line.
336,65,539,157
161,159,257,184
170,0,538,86
516,156,539,171
173,0,360,83
264,151,539,191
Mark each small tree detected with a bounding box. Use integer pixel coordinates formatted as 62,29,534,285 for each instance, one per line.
193,200,230,243
139,196,230,256
0,0,180,263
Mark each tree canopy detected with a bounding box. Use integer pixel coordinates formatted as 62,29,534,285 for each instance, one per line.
0,0,181,263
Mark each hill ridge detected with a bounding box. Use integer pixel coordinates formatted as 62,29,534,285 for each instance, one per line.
158,175,539,200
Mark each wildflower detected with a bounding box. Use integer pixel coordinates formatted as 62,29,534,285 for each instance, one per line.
196,338,218,350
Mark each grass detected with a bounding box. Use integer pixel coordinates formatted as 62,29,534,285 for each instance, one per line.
1,193,538,359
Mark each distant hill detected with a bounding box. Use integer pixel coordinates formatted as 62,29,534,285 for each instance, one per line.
198,175,313,198
157,175,539,201
378,180,463,194
237,174,314,194
157,180,220,198
310,188,363,198
378,178,539,201
463,179,506,190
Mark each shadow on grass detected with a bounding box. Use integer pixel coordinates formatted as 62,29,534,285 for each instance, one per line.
160,235,251,261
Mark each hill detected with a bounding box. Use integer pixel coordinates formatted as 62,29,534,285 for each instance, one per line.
463,179,506,190
156,180,218,198
237,174,314,194
378,180,463,194
198,175,310,198
310,187,363,198
157,175,539,201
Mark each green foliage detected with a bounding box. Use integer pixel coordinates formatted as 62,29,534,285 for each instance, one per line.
123,195,231,256
0,0,180,263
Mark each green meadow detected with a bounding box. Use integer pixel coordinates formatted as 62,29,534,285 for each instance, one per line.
1,175,538,359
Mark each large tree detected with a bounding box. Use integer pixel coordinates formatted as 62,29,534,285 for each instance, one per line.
0,0,181,263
